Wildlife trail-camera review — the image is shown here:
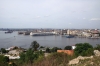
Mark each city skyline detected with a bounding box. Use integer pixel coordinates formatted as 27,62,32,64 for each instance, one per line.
0,0,100,29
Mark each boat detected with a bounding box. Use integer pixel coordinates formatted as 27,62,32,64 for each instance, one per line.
24,32,30,35
30,32,55,36
64,29,74,38
18,32,25,34
5,31,13,33
66,35,74,38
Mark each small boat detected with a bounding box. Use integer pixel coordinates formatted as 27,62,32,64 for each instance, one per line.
5,31,13,33
66,35,74,38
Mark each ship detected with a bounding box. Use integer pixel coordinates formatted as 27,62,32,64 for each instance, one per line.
30,32,56,36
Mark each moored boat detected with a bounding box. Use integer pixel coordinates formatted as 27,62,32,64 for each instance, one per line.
66,35,74,38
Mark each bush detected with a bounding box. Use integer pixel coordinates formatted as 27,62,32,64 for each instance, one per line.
94,44,100,51
46,48,51,53
74,43,93,56
1,48,7,53
64,46,72,50
33,52,75,66
0,55,9,66
51,47,62,52
19,49,44,65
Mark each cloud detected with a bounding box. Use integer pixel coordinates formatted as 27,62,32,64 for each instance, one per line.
44,15,50,17
69,23,72,24
83,18,86,19
90,18,100,21
36,16,40,18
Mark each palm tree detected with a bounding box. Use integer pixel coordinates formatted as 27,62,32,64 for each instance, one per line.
30,41,39,51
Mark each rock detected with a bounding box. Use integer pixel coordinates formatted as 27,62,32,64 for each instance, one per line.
94,50,100,56
77,56,84,60
68,56,93,65
90,62,94,65
68,58,79,65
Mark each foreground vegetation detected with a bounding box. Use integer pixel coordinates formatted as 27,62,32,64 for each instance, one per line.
0,41,100,66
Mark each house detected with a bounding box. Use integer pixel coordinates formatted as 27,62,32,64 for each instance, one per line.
57,50,74,55
39,47,46,52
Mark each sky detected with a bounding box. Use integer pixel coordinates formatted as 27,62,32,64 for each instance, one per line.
0,0,100,29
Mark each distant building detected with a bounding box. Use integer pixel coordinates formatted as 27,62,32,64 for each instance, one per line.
62,29,67,35
67,29,70,35
92,30,100,37
82,32,91,37
39,47,46,52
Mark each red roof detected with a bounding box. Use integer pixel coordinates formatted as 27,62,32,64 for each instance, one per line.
92,30,99,34
57,50,74,55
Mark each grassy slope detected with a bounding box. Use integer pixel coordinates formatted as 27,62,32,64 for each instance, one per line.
18,53,100,66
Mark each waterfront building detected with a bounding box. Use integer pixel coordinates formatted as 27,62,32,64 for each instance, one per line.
62,29,67,35
92,30,100,37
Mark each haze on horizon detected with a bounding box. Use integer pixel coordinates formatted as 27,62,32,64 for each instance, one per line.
0,0,100,29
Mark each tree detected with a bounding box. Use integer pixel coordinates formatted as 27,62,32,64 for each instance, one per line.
19,49,40,65
1,48,6,53
0,55,9,66
46,48,50,53
40,46,44,48
94,44,100,51
3,56,9,63
30,41,39,51
74,43,93,56
20,52,26,63
25,49,35,64
64,46,72,50
51,47,62,52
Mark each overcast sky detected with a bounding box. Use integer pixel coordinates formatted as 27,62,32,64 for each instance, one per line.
0,0,100,29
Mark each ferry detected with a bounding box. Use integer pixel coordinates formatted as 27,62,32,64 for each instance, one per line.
30,32,56,36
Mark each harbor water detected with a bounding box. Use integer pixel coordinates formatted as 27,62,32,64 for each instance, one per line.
0,31,100,49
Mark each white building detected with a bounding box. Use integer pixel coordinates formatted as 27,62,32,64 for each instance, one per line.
72,45,76,50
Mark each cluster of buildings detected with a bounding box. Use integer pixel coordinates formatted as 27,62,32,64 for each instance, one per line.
2,28,100,38
17,29,100,38
61,29,100,38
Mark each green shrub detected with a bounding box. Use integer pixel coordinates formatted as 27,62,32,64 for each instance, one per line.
64,46,72,50
94,44,100,51
75,43,94,56
0,55,9,66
